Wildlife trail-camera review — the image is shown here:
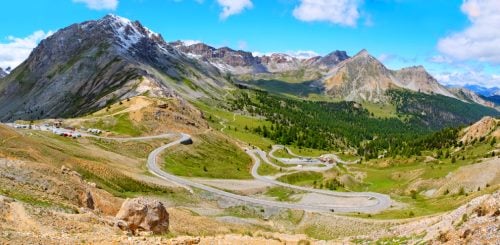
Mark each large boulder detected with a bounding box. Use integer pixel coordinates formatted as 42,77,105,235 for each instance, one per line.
115,197,169,234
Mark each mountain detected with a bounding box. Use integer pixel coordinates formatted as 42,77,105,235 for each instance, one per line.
463,84,500,97
0,14,497,123
459,116,499,144
171,41,266,74
392,66,456,98
0,14,231,121
171,41,349,74
484,95,500,105
322,50,455,102
323,50,395,102
0,68,7,78
448,87,496,108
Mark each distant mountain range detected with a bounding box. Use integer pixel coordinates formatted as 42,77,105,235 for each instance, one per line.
171,40,349,74
0,67,8,78
462,84,500,97
0,14,498,122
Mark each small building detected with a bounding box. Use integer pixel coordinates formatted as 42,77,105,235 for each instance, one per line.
180,138,193,145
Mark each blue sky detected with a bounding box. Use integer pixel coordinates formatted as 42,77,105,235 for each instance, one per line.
1,0,499,88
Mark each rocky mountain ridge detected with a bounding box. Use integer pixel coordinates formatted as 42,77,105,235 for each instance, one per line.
323,50,459,102
173,41,496,108
0,14,231,121
449,87,496,108
463,84,500,97
0,14,498,122
170,41,349,74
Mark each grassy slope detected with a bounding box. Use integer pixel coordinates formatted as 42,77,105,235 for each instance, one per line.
257,159,282,176
163,133,253,179
345,140,499,219
264,186,303,202
84,113,145,136
193,101,275,149
277,171,323,187
0,125,182,199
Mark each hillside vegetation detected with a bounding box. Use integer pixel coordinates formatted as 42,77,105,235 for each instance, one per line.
163,133,252,179
227,90,499,160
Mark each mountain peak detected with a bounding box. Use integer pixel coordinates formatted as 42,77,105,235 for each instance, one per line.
86,14,164,50
355,49,370,57
314,50,349,69
99,14,135,28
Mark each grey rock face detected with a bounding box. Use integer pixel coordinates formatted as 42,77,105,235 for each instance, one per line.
171,40,349,74
0,15,230,122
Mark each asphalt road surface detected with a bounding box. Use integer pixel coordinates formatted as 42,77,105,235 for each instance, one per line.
6,123,392,213
145,133,392,213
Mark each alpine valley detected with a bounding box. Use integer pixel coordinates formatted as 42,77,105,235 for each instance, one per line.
0,15,499,244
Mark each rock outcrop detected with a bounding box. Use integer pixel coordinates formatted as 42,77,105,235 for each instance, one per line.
460,116,499,143
115,197,169,234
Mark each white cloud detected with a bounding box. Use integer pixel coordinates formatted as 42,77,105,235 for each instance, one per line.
217,0,253,20
251,51,271,57
293,0,361,27
0,30,53,69
378,54,393,63
286,50,319,59
437,0,500,64
252,50,319,59
429,55,453,64
180,40,202,46
378,53,416,64
432,68,500,89
73,0,118,10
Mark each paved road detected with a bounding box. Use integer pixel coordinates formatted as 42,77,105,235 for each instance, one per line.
144,133,392,213
248,149,392,212
6,123,392,213
269,145,359,165
269,145,324,165
257,148,334,172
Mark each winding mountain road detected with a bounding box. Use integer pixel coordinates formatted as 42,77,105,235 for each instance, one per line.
144,133,392,213
249,149,391,212
7,123,392,213
269,145,359,165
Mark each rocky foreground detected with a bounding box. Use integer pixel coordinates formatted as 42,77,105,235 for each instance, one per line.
0,161,498,245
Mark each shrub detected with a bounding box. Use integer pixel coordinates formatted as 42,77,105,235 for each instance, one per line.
410,190,418,199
